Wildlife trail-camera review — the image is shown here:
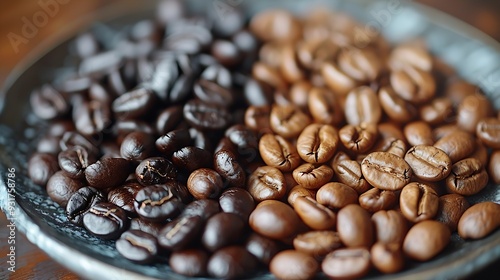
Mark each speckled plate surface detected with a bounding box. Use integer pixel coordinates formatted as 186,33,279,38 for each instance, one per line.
0,1,499,279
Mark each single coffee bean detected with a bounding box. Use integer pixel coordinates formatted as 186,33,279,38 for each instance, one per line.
120,131,155,161
390,65,436,104
60,131,99,156
158,215,204,251
243,78,274,107
293,163,333,190
294,196,336,230
202,212,246,252
358,187,397,212
403,220,450,261
270,104,311,139
388,43,432,71
344,86,382,125
321,61,357,96
289,80,312,110
179,199,220,221
245,233,281,265
457,94,494,133
293,230,342,259
135,157,177,186
169,249,209,277
58,145,97,179
224,124,259,162
445,158,489,196
66,186,105,226
280,43,305,83
155,106,184,135
116,230,158,264
331,152,371,194
207,246,258,280
308,87,344,126
372,210,408,245
371,242,404,274
337,204,374,247
134,184,183,222
434,194,470,232
378,86,417,124
247,166,287,202
187,168,223,200
183,99,231,130
249,200,300,240
404,145,452,182
30,84,69,120
259,133,301,172
114,120,156,144
213,149,246,188
46,170,85,207
270,250,319,280
28,153,59,186
112,87,156,120
489,150,500,184
85,158,132,189
321,248,371,279
172,146,212,172
361,152,412,191
83,202,130,240
404,121,434,146
297,124,339,164
244,105,272,132
339,123,378,154
419,97,453,125
219,187,255,221
129,218,164,237
458,201,500,239
476,117,500,149
400,182,439,223
155,129,192,156
107,180,143,215
316,182,358,209
434,130,476,163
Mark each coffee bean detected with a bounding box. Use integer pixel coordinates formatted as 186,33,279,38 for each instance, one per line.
259,133,301,172
46,170,85,207
358,187,397,212
337,204,373,247
112,87,157,120
445,158,489,196
116,230,158,264
293,163,333,190
403,220,450,261
30,84,69,120
244,105,272,132
361,152,412,191
247,166,287,202
244,79,274,106
73,100,112,137
158,215,204,251
60,131,99,156
66,186,105,226
458,201,500,239
372,210,408,245
85,158,132,189
219,187,255,221
249,9,301,42
434,130,476,163
321,248,371,279
120,131,155,161
207,246,258,279
270,104,311,138
297,124,339,164
213,149,246,188
114,120,156,144
187,168,223,200
57,145,96,180
270,250,319,280
245,233,280,265
457,94,494,133
316,182,358,210
134,184,183,222
344,86,382,125
202,212,246,252
179,199,220,222
339,123,378,154
155,129,192,156
28,153,59,186
434,194,470,232
172,146,212,172
419,97,453,125
476,117,500,149
280,44,305,83
194,79,234,107
155,105,184,135
294,196,336,230
371,242,404,274
378,86,417,123
289,80,311,110
308,87,344,126
489,150,500,184
404,145,452,182
400,182,439,223
183,99,231,130
83,202,130,240
107,180,143,214
331,152,371,194
287,185,316,207
129,218,163,237
211,40,241,67
321,61,358,96
169,249,209,277
249,200,300,240
390,65,436,104
293,230,342,258
135,157,177,186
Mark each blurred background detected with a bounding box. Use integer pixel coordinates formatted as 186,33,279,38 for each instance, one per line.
0,0,499,279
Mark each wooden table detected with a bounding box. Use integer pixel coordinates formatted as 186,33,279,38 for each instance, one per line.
1,0,499,279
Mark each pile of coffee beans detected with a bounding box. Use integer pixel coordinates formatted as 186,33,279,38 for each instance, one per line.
26,0,500,279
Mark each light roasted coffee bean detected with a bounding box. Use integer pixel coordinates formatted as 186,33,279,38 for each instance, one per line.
247,166,287,202
293,230,342,259
337,204,373,247
344,86,382,125
297,124,339,164
390,65,436,104
404,145,452,182
270,104,311,138
249,200,300,240
403,220,450,261
400,182,439,223
489,150,500,184
445,158,489,196
316,182,358,209
359,188,397,212
372,210,408,245
339,123,378,154
434,130,476,163
404,121,434,146
434,194,470,232
361,152,412,191
457,94,494,133
293,163,333,189
270,250,319,280
419,97,453,125
378,86,417,124
476,117,500,149
321,248,371,279
331,152,370,194
294,196,336,230
287,185,316,207
259,133,301,172
458,202,500,239
307,87,344,126
371,242,404,274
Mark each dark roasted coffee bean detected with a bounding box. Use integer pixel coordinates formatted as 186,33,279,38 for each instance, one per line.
116,230,158,264
194,79,234,107
476,117,500,149
247,166,287,202
169,249,209,277
74,32,99,58
73,100,112,136
187,168,223,200
219,187,255,221
213,149,246,188
400,182,439,223
156,129,192,156
200,64,232,88
79,50,123,77
458,201,500,239
361,152,411,191
46,170,85,207
244,105,272,132
294,196,336,231
120,131,155,161
108,180,143,214
66,186,105,226
250,200,300,240
56,74,93,93
331,152,371,194
244,78,274,106
129,218,163,237
259,133,300,172
225,124,259,158
322,248,371,279
202,212,246,252
85,158,132,189
179,199,220,221
308,87,344,126
316,182,358,210
372,210,408,245
38,135,61,155
89,82,114,104
114,120,156,144
173,146,212,172
371,242,404,274
155,105,184,135
293,230,342,259
60,131,99,156
211,40,241,67
404,145,451,182
245,233,280,265
297,124,339,164
134,184,183,222
270,250,318,280
135,157,177,186
403,220,450,261
270,104,311,138
293,163,333,190
30,84,69,120
83,202,130,240
183,99,231,130
358,187,397,212
189,127,213,152
434,194,469,232
28,153,59,186
337,204,374,247
339,123,378,154
207,246,258,280
112,87,156,120
58,145,97,179
445,158,489,196
158,215,204,251
434,130,475,163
